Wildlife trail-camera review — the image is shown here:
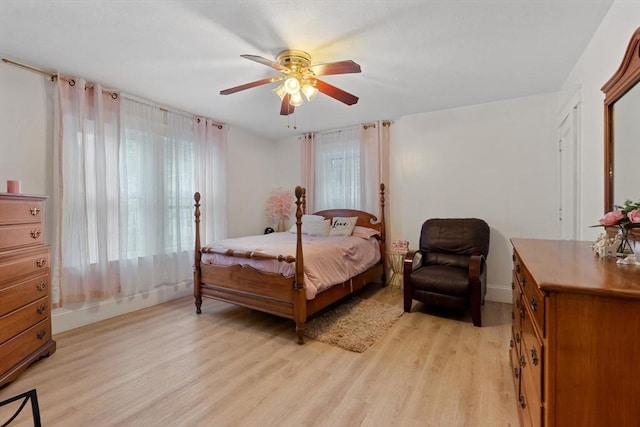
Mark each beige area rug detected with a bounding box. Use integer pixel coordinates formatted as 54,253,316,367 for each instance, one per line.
304,297,404,353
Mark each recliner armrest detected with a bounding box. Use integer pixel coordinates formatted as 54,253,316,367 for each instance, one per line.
468,254,486,283
403,249,423,274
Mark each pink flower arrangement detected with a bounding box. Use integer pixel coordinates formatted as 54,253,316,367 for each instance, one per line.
265,188,294,221
595,199,640,229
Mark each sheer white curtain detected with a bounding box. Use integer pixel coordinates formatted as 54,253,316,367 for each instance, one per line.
194,118,227,246
360,121,390,218
52,78,122,305
301,133,316,212
303,122,390,217
53,84,227,306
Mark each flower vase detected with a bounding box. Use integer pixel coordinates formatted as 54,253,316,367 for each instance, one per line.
617,228,634,255
276,217,286,232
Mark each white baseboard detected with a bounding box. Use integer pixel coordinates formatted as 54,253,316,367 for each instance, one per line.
485,283,512,304
51,281,192,334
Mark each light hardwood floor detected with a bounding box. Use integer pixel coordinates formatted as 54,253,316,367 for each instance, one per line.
0,285,519,427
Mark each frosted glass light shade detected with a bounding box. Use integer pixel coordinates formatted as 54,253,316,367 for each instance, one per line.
284,77,301,95
302,84,318,101
289,92,304,106
272,84,286,100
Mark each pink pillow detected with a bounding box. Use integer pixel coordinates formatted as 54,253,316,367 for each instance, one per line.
352,225,380,239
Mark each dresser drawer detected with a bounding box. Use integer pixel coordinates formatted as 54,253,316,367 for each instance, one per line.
0,247,50,285
509,328,521,388
0,318,51,375
522,302,544,402
0,199,43,225
520,361,543,427
512,271,523,333
514,252,545,335
0,224,44,250
0,274,49,316
0,297,49,345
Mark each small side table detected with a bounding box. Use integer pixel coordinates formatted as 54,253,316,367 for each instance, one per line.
387,251,406,288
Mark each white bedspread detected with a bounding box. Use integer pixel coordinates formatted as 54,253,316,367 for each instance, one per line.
200,232,381,299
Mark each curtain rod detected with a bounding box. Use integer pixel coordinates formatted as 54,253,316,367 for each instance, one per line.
1,57,224,128
2,57,118,98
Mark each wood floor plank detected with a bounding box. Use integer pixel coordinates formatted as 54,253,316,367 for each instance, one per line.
0,284,518,426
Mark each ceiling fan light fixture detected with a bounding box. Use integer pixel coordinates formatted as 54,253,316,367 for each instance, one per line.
284,76,301,95
273,83,286,100
289,91,304,106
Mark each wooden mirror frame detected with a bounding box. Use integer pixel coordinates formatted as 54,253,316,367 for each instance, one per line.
601,27,640,213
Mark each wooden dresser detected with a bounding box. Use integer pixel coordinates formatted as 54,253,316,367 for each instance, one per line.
0,193,56,387
510,238,640,427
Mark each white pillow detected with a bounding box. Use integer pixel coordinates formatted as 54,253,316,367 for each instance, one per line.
329,217,358,236
304,219,331,236
352,225,380,239
288,214,327,234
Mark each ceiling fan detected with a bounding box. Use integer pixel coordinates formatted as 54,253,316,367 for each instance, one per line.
220,50,361,116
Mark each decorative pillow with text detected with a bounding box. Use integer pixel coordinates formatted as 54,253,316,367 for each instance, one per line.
329,216,358,236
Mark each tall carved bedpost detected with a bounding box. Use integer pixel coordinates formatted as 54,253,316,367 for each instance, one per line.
301,187,306,214
379,183,387,285
293,186,306,344
193,192,203,314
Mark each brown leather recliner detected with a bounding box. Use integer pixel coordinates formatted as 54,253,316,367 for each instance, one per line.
403,218,490,326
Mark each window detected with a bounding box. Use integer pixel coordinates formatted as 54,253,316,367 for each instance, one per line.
314,126,362,210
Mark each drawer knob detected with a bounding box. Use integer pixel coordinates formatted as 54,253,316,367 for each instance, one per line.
37,304,47,314
509,339,514,349
37,329,46,340
514,368,519,379
520,355,526,368
531,296,538,312
30,207,41,216
531,348,539,366
37,282,46,291
36,258,47,268
521,276,526,287
30,229,42,239
519,394,526,409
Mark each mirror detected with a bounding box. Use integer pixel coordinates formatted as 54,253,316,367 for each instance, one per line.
602,27,640,213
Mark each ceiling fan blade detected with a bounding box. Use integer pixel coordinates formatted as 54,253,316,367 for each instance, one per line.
220,76,282,95
314,79,359,105
241,54,288,72
310,60,361,76
280,94,295,116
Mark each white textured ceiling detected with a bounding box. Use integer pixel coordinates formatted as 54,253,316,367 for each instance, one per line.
0,0,613,140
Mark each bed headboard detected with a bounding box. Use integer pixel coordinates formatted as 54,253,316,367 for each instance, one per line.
306,183,386,241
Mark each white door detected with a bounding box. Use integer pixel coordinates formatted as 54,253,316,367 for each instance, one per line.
557,100,580,240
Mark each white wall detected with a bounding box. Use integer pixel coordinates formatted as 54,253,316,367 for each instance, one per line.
225,126,280,236
560,0,640,240
0,63,51,196
391,93,559,299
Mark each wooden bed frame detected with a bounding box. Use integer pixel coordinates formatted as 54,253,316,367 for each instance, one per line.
193,183,387,344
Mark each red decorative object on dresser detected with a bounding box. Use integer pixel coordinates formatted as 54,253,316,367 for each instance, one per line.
0,193,56,387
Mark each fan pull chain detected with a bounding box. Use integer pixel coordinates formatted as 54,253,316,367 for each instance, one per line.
287,110,298,130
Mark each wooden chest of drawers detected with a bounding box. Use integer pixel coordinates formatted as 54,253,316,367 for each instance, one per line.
510,238,640,427
0,193,56,387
